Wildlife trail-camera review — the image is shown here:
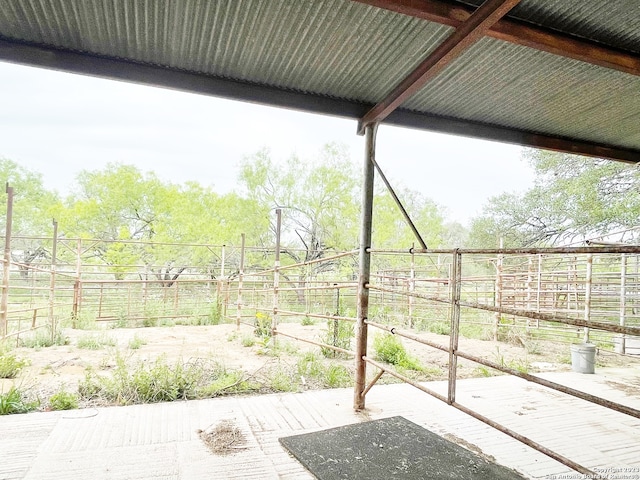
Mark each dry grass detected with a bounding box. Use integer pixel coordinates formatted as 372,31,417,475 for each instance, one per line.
198,419,248,455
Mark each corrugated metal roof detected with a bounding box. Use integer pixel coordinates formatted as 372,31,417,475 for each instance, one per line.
0,0,453,103
404,37,640,149
457,0,640,54
0,0,639,161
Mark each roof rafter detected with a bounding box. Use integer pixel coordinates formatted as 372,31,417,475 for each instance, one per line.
353,0,640,77
358,0,521,133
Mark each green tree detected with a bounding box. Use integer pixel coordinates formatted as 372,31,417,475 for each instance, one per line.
62,163,270,280
469,149,640,247
239,144,360,263
59,163,174,278
372,187,445,250
0,158,60,236
0,158,61,276
149,182,269,280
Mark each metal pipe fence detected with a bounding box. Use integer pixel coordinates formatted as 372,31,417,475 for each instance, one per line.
3,234,640,476
358,247,640,478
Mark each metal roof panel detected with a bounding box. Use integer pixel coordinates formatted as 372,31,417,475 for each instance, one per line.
403,36,640,150
1,0,639,161
458,0,640,54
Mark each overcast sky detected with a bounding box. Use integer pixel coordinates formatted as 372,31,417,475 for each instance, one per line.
0,61,534,225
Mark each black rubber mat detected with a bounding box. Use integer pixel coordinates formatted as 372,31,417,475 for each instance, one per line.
279,416,527,480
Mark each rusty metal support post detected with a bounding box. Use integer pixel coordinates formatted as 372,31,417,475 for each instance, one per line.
332,283,341,357
236,234,246,330
1,184,13,337
536,254,542,322
408,244,415,327
354,123,377,411
217,244,226,320
72,238,82,328
493,237,504,341
48,219,58,341
583,253,593,343
447,250,462,404
272,209,281,343
617,253,627,354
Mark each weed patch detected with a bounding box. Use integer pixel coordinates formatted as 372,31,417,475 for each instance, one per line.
254,312,272,338
0,387,39,415
267,367,297,392
426,322,450,335
78,354,258,406
19,328,69,349
48,390,79,410
373,333,424,371
0,352,28,379
296,352,352,389
77,333,117,350
127,334,147,350
301,316,315,326
320,319,353,358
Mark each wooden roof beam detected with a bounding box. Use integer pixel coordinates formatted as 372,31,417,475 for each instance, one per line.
358,0,520,133
353,0,640,77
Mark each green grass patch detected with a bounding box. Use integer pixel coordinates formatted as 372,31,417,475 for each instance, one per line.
426,321,450,335
78,354,258,406
301,316,315,326
127,334,147,350
48,390,79,411
0,352,28,379
320,319,353,358
373,333,424,371
77,333,117,350
0,387,39,415
296,352,352,389
266,367,297,392
324,364,351,388
459,323,492,341
19,328,69,349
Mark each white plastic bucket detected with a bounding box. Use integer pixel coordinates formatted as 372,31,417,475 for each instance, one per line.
570,343,596,374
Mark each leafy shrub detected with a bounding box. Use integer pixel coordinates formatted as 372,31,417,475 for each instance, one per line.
0,387,39,415
78,354,255,405
427,322,450,335
127,334,147,350
77,333,117,350
0,353,28,379
19,328,69,349
254,312,272,338
325,365,351,388
301,316,315,326
373,334,423,371
320,319,353,358
49,390,79,410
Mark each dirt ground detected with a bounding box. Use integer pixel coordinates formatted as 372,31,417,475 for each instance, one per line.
2,321,634,409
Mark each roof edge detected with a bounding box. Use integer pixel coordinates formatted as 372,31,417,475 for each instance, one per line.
1,38,639,164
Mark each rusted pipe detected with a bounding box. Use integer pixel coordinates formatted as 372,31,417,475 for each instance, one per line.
275,330,355,357
361,368,385,398
363,356,448,403
365,319,449,353
456,349,640,420
354,123,377,411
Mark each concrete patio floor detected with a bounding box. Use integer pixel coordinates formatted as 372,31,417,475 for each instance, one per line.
1,366,639,480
